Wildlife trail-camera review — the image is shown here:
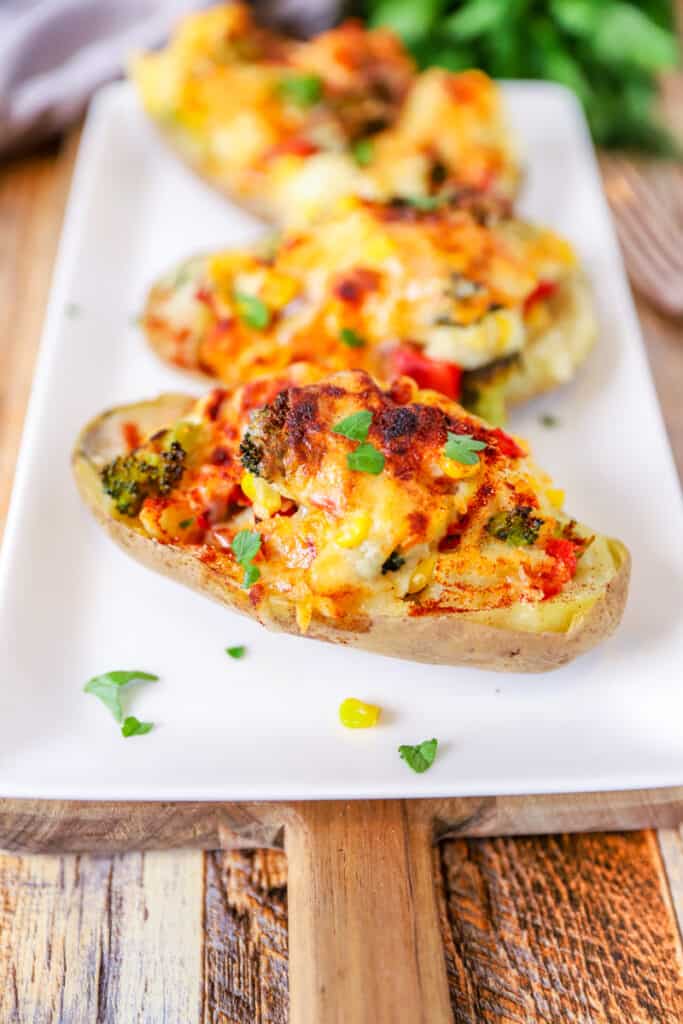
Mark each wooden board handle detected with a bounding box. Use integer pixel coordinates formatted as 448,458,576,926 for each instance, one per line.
285,800,453,1024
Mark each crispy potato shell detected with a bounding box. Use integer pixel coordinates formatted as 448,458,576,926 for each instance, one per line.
73,394,630,673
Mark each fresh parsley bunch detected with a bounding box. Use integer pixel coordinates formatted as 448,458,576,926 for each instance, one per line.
364,0,680,152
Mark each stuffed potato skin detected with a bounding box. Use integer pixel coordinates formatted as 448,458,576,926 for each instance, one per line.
142,197,595,417
73,373,629,673
130,4,519,226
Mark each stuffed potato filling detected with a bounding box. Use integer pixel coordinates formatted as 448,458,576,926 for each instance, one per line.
131,3,518,223
100,366,596,630
144,195,584,420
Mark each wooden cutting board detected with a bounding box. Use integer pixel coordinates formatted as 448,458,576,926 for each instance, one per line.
1,130,683,1024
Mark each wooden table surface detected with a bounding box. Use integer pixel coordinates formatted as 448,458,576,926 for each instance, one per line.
1,129,683,1023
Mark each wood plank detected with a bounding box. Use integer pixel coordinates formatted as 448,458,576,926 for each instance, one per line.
0,134,79,539
204,849,288,1024
436,832,683,1024
0,850,203,1023
7,789,683,853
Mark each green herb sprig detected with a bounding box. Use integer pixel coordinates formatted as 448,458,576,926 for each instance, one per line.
399,737,438,773
231,530,262,588
332,411,385,475
444,430,487,465
84,670,158,723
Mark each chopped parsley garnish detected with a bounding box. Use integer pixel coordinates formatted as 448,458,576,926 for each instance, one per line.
234,292,271,330
398,738,438,773
278,73,323,107
121,716,154,738
83,670,158,723
226,645,247,659
347,442,385,475
231,529,262,588
539,413,560,428
340,327,366,348
179,518,194,530
444,431,488,466
381,550,406,574
487,506,544,546
352,138,374,166
332,410,372,442
405,195,444,211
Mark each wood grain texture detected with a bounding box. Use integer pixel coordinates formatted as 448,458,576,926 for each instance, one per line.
286,801,451,1024
7,789,683,853
0,135,79,539
204,849,288,1024
0,850,203,1024
436,832,683,1024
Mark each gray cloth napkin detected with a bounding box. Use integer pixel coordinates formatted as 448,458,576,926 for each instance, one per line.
0,0,341,157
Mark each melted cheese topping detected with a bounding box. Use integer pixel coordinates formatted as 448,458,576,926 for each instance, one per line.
130,3,519,225
144,197,577,383
117,367,586,625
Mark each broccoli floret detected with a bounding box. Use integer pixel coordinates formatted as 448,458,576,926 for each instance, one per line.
239,434,264,476
381,550,406,575
487,506,544,546
101,441,185,517
240,391,290,478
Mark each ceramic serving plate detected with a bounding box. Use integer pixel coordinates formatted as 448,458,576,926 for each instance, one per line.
0,81,681,801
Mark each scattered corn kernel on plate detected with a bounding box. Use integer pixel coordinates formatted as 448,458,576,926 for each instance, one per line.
0,81,682,801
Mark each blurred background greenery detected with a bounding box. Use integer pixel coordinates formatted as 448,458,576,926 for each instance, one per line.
361,0,680,152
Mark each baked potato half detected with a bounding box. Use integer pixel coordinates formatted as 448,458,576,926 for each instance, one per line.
142,195,595,422
130,4,519,226
73,366,629,672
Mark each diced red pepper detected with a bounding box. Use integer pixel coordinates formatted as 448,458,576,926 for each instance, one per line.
390,345,462,400
541,537,579,598
524,280,557,313
121,421,141,452
266,137,319,159
488,427,524,459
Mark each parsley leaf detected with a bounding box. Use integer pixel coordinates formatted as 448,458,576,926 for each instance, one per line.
278,74,323,107
398,738,438,773
178,517,194,529
332,410,372,441
231,530,262,588
352,138,374,166
539,413,560,428
234,292,270,330
232,529,261,565
243,564,260,588
226,645,247,659
84,670,158,723
347,442,385,475
121,716,154,738
444,431,487,466
340,327,366,349
405,195,444,211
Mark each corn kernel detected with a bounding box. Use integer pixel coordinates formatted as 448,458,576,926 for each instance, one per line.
261,272,299,310
546,487,565,509
365,234,395,263
442,457,481,480
335,510,371,548
339,697,381,729
335,195,361,215
407,553,437,594
241,471,282,516
296,598,313,634
208,252,250,293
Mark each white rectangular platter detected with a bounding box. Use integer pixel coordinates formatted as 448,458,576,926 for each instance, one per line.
1,81,682,801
